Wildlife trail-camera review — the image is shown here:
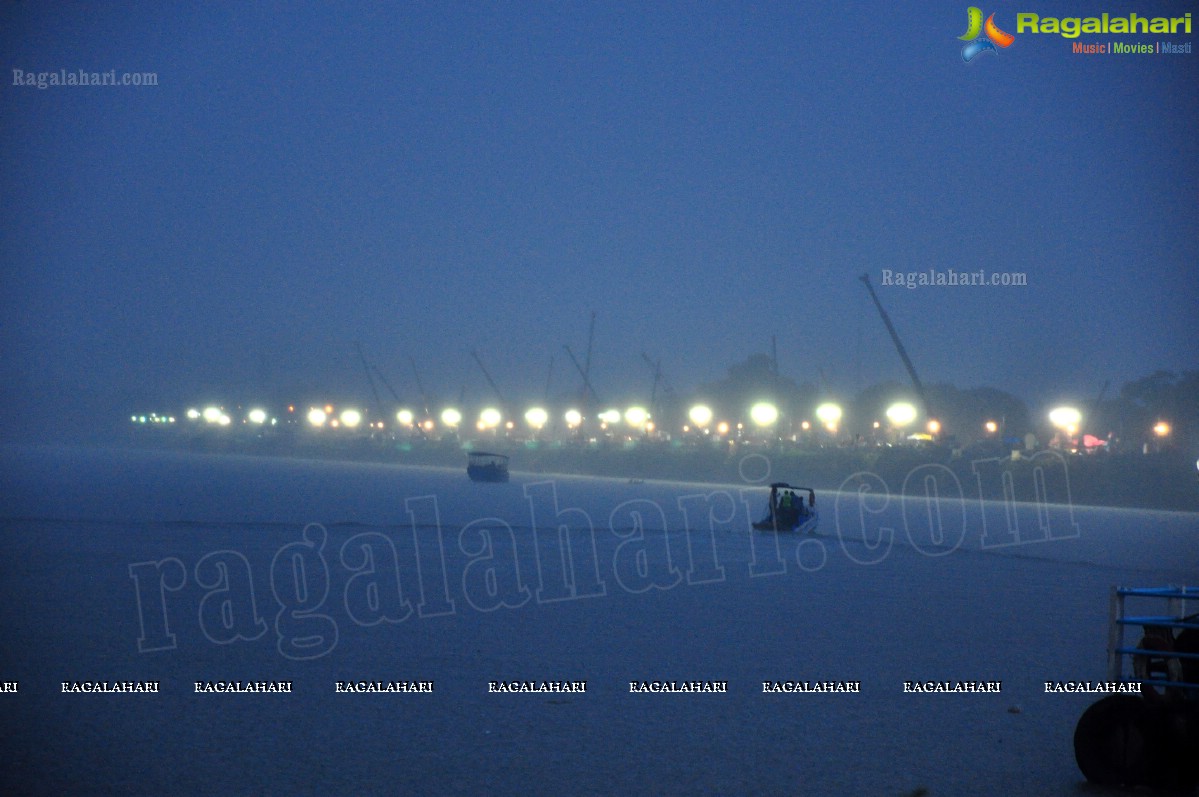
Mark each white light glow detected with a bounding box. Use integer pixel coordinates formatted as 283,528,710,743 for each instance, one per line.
815,403,842,425
688,405,713,427
1048,406,1082,429
525,407,549,429
749,402,778,427
564,409,582,428
202,406,223,424
248,408,268,424
440,408,462,427
479,407,502,429
598,409,621,425
307,408,327,427
397,409,414,426
624,406,649,427
340,409,362,428
886,402,918,427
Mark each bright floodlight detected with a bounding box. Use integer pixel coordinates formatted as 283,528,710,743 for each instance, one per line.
340,409,362,428
815,403,842,425
1048,406,1082,429
716,421,730,435
525,407,549,429
1153,421,1171,437
624,406,649,428
307,408,327,427
248,408,268,424
984,420,998,434
927,419,941,435
202,406,223,424
479,407,502,429
218,414,232,426
564,409,582,428
440,408,462,427
886,402,918,427
749,402,779,427
598,409,621,425
186,408,201,420
396,409,414,426
688,405,713,427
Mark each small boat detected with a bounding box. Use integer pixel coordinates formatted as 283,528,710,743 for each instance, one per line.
752,482,818,533
467,451,509,483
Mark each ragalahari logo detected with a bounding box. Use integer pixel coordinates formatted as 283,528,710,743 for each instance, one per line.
959,7,1015,62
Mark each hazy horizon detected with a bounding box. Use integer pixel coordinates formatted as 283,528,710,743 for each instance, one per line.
3,2,1196,443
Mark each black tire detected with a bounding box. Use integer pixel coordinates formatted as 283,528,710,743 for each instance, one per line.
1074,695,1149,786
1139,701,1199,793
1177,705,1199,792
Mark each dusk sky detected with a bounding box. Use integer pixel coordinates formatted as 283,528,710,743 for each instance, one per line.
3,2,1196,440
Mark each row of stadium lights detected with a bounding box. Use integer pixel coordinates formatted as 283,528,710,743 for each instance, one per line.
1044,406,1170,439
153,402,1171,440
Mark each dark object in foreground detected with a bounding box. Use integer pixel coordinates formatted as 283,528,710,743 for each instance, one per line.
752,482,818,533
1074,586,1199,791
467,451,509,483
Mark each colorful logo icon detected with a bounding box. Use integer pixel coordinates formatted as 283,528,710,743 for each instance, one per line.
958,7,1015,62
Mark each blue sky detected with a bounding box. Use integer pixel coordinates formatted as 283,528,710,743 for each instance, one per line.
2,2,1196,437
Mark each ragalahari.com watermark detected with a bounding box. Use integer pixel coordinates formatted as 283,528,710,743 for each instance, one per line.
12,68,158,89
880,268,1028,289
125,451,1079,660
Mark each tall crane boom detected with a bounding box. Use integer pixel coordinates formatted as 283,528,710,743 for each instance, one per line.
563,345,601,406
355,342,384,420
409,356,431,418
372,366,402,404
583,311,596,395
470,349,506,406
859,273,931,418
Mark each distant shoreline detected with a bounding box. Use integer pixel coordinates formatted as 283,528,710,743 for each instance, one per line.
96,433,1199,513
